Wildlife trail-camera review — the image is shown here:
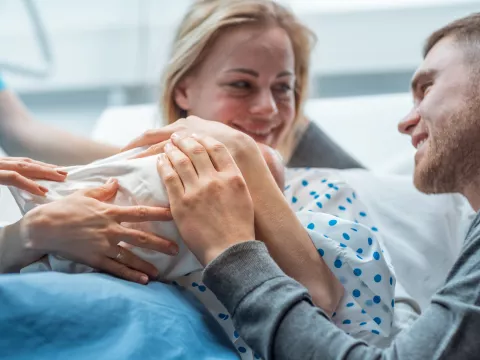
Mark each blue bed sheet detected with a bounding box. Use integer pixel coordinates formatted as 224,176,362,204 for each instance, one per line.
0,272,239,359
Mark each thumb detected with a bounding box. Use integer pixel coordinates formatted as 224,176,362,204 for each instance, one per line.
81,178,119,201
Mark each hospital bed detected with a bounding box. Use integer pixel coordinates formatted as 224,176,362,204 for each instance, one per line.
0,93,475,358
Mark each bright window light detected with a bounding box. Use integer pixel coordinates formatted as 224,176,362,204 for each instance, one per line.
280,0,478,13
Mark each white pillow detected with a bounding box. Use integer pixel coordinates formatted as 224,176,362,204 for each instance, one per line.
338,169,475,309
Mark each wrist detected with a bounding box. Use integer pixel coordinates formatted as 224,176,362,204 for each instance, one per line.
20,207,51,253
0,220,45,273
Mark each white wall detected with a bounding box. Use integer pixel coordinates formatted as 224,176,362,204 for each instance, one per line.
2,0,479,91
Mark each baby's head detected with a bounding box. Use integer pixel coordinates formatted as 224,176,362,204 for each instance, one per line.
257,143,285,191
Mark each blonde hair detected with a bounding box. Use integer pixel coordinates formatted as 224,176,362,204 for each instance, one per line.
161,0,316,155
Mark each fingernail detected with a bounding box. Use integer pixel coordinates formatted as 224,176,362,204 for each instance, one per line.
171,133,180,140
107,177,115,184
56,170,68,176
39,186,49,193
140,275,149,284
169,245,179,256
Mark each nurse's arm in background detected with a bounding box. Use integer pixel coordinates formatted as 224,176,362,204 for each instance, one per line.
0,76,119,166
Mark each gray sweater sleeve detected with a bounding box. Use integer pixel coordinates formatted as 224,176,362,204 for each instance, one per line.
202,214,480,360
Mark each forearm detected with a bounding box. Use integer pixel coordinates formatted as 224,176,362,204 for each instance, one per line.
0,220,44,273
0,90,119,165
232,138,343,313
203,241,460,360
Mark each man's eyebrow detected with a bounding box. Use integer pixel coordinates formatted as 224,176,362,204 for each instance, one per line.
411,69,437,92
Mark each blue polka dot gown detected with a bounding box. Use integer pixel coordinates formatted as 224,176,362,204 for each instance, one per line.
284,168,396,341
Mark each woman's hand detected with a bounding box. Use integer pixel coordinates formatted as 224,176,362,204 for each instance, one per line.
157,135,255,266
18,178,178,284
0,157,67,195
123,116,255,161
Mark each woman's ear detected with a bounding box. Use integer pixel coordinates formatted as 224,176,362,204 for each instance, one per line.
173,78,192,112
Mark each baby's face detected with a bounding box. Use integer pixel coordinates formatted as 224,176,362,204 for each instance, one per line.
257,143,285,191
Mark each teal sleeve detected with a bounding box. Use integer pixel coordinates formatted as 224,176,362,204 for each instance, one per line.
0,74,6,91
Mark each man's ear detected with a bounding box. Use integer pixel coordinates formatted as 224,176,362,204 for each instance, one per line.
174,77,192,112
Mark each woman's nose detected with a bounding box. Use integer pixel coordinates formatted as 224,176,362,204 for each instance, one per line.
398,108,420,135
250,91,278,117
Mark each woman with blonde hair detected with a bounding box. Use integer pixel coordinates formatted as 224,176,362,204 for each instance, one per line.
158,0,362,167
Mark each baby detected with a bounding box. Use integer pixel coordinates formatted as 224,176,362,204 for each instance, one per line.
10,145,395,359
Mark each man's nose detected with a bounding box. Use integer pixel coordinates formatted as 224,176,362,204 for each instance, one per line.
398,108,420,135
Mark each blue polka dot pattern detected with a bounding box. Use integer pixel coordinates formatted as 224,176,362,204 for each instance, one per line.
325,194,331,199
339,206,346,211
302,180,309,186
351,228,358,232
234,330,239,338
342,233,350,240
373,252,381,260
340,243,347,248
321,179,327,183
238,347,247,353
346,197,352,204
361,309,366,314
371,330,380,335
365,300,373,307
218,313,229,320
329,219,337,226
310,191,316,195
284,185,291,191
356,255,363,260
314,195,320,199
359,211,367,217
307,223,315,230
391,299,395,308
368,238,373,246
374,274,382,282
352,192,357,199
373,296,381,304
328,183,334,188
360,322,367,326
357,248,363,254
353,268,362,276
343,319,351,324
318,248,325,257
346,302,354,307
390,277,393,285
316,202,323,208
292,196,298,203
353,289,361,298
374,317,382,325
334,259,343,268
371,226,379,232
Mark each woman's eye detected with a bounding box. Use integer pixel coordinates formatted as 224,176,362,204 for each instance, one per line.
274,83,293,93
229,81,250,89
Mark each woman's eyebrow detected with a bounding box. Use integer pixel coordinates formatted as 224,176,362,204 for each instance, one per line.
226,68,259,77
277,70,294,78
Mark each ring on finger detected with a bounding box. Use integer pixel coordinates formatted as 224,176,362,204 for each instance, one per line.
115,246,126,262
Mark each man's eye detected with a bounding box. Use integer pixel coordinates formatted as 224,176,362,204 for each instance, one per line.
421,83,432,94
